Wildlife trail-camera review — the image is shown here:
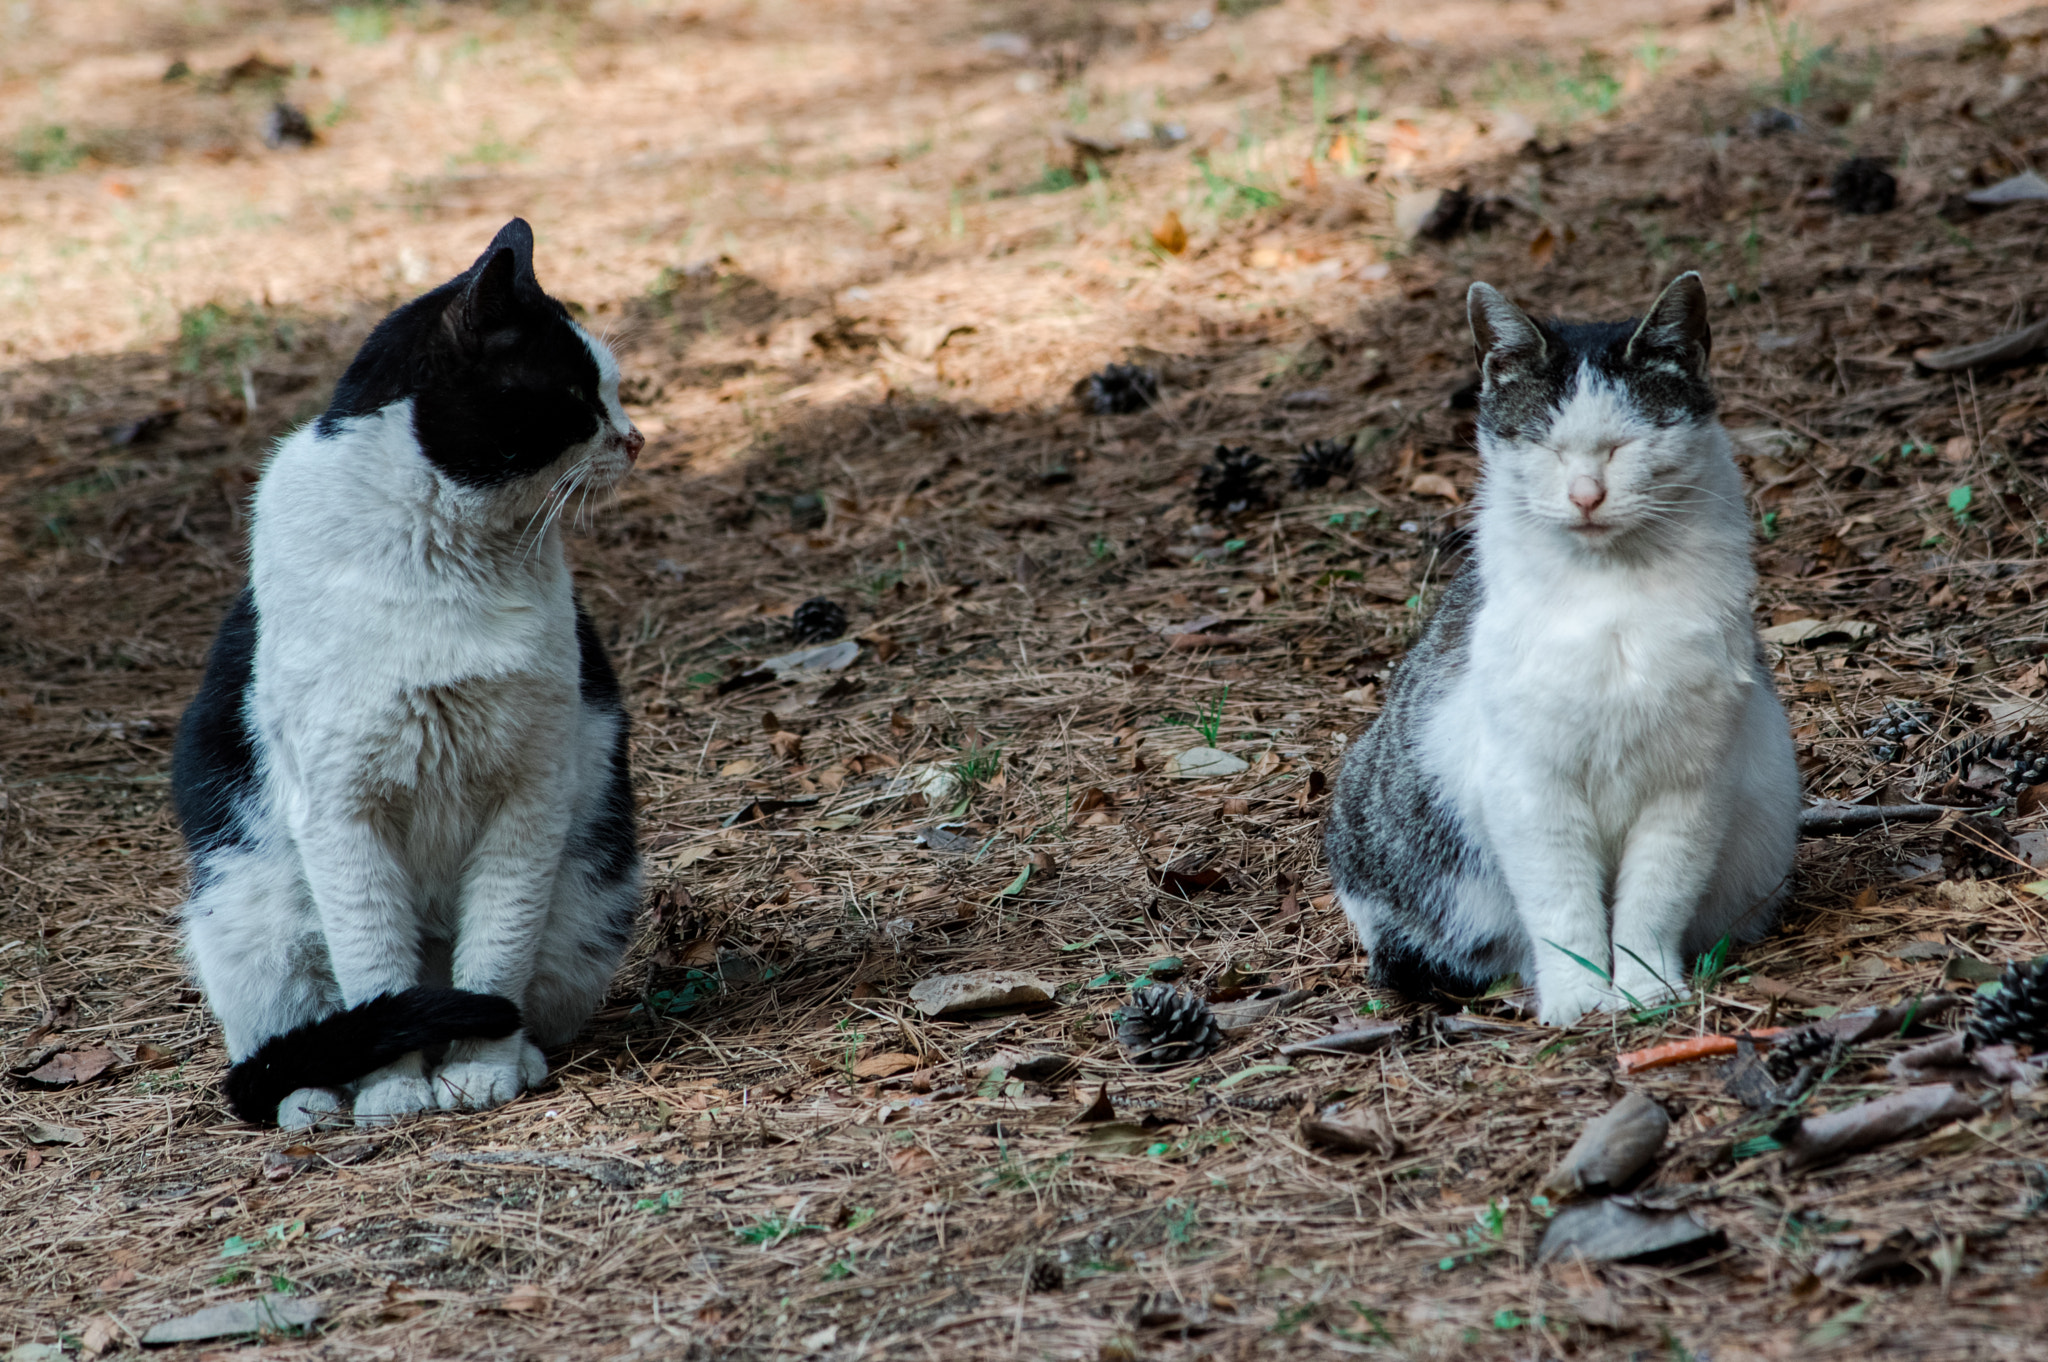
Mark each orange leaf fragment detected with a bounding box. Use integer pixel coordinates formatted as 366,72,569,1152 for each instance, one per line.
1152,210,1188,255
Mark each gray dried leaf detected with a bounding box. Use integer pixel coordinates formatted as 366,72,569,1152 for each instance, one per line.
906,970,1053,1016
1780,1084,1983,1171
140,1295,324,1345
1539,1091,1669,1197
1964,170,2048,205
22,1121,87,1146
1536,1198,1722,1264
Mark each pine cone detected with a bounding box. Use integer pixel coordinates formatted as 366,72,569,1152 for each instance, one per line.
1832,157,1897,215
1291,437,1355,490
790,596,848,643
1075,363,1159,415
1193,446,1274,517
1970,958,2048,1052
1940,814,2014,881
1765,1026,1846,1082
1116,985,1224,1066
1028,1259,1064,1293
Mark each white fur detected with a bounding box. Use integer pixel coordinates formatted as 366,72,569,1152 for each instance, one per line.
182,326,642,1124
1431,365,1799,1025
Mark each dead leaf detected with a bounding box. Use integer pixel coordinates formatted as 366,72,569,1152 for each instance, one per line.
1528,225,1557,266
133,1042,176,1070
886,1143,936,1174
20,1047,118,1088
1152,210,1188,254
98,1268,137,1293
1073,1083,1117,1124
718,757,761,779
1076,1121,1154,1154
1536,1198,1722,1264
1965,169,2048,205
1758,618,1878,646
1299,1104,1402,1157
1539,1091,1669,1198
1073,787,1111,813
1167,746,1248,779
1408,471,1461,503
768,730,803,763
495,1283,550,1314
79,1316,119,1357
1780,1083,1982,1171
906,970,1053,1016
850,1051,922,1079
22,1121,87,1145
140,1296,324,1344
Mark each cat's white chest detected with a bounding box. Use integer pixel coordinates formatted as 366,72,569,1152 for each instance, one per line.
1463,566,1752,775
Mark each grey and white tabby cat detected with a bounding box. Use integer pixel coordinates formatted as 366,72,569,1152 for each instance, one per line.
173,219,645,1126
1324,273,1799,1026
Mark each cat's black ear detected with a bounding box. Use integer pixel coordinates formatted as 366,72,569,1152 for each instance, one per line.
1467,282,1546,390
1625,272,1711,376
471,217,540,290
442,245,524,354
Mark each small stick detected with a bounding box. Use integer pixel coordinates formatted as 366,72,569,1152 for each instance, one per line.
1277,1021,1406,1057
1616,1028,1793,1076
1798,803,1961,835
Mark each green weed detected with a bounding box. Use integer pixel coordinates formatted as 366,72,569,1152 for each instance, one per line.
334,5,393,44
1949,484,1975,526
1193,156,1281,215
1163,685,1229,747
736,1212,822,1245
15,124,83,173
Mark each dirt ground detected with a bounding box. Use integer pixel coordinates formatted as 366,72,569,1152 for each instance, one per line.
5,0,2048,1357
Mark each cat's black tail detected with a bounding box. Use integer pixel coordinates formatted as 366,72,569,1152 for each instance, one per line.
224,987,522,1124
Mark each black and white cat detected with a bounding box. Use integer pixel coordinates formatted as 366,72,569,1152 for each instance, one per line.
1323,273,1799,1026
173,219,645,1127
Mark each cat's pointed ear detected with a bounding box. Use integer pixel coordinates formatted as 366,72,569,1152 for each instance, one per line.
1467,282,1546,390
1626,271,1711,376
471,217,540,290
442,245,524,354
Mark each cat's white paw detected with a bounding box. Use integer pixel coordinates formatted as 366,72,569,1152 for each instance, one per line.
353,1058,434,1126
1535,975,1616,1027
432,1034,546,1112
1612,954,1687,1011
277,1087,346,1130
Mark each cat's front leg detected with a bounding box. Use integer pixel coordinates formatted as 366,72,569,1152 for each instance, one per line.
1609,789,1723,1009
436,790,569,1111
1489,793,1616,1025
292,813,438,1124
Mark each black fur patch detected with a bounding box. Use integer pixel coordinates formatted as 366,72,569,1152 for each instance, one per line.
223,986,522,1124
1324,571,1520,1002
570,601,638,908
172,586,260,862
1478,317,1718,446
318,218,604,489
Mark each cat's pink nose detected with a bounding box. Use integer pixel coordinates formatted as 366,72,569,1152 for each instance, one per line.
621,428,644,463
1569,475,1605,515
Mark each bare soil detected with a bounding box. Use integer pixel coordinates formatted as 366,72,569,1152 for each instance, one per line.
5,0,2048,1358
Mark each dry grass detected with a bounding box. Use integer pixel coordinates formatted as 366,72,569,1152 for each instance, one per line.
6,0,2048,1358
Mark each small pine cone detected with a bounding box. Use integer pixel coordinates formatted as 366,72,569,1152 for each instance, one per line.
1028,1259,1064,1294
1291,437,1355,490
790,596,848,643
1075,363,1159,415
1765,1026,1844,1081
1940,814,2014,881
1969,958,2048,1053
1193,446,1274,517
1116,985,1224,1067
